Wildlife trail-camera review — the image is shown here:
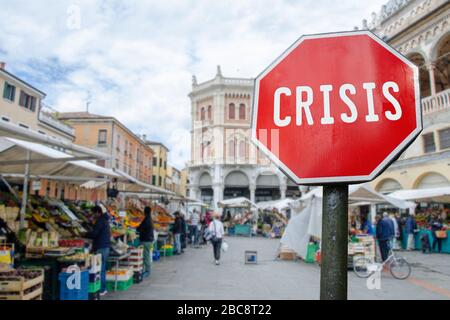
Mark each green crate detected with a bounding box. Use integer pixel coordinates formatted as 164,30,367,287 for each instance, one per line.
305,243,318,263
106,277,133,292
160,247,173,257
88,280,101,293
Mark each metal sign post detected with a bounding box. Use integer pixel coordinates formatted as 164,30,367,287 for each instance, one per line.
320,184,348,300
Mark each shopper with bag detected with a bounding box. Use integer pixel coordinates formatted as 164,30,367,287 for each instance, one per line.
137,206,154,278
208,212,225,265
405,213,417,251
429,214,445,253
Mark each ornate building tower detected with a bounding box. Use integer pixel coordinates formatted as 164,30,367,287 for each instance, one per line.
187,66,300,208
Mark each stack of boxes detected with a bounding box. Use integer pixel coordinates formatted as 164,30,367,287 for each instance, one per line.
0,205,24,232
106,268,134,292
119,246,144,284
88,254,102,300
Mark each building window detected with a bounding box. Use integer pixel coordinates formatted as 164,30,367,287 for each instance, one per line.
207,105,212,120
19,123,29,129
239,104,246,120
3,82,16,101
152,175,156,185
200,107,205,121
439,128,450,150
239,141,246,158
228,103,235,119
19,91,36,111
1,116,10,122
98,129,107,145
228,141,235,158
159,158,163,167
153,157,157,166
164,161,167,170
423,133,436,153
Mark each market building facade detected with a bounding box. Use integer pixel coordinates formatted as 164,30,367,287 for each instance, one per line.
354,0,450,193
58,112,154,185
146,141,169,189
187,66,302,209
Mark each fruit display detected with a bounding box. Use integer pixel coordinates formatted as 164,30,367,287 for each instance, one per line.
0,269,42,280
59,239,85,248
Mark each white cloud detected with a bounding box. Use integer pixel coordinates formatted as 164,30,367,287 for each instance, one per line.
0,0,386,169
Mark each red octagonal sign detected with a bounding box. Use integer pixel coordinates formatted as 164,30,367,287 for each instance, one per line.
252,31,422,185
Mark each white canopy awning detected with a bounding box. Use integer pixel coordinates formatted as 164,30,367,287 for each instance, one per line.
388,187,450,203
0,137,120,180
114,169,175,195
218,197,257,208
257,198,296,212
300,183,415,209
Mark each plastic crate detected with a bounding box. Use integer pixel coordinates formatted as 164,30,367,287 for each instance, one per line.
133,271,143,284
160,247,173,257
228,226,235,236
106,277,133,292
234,224,252,237
89,272,100,283
59,270,89,300
305,243,319,263
88,280,101,293
152,250,160,262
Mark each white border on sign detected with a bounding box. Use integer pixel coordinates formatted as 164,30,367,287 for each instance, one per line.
251,30,422,185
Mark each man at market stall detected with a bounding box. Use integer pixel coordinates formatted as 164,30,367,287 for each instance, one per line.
405,212,418,251
190,209,201,248
137,206,154,278
172,211,183,255
85,205,111,296
376,214,392,262
429,213,445,254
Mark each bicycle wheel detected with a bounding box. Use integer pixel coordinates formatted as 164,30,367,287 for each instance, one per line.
389,257,411,280
353,256,373,278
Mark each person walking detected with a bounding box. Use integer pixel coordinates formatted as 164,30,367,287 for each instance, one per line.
429,214,444,253
191,209,201,248
137,206,154,278
389,213,400,249
180,213,187,253
208,212,225,265
86,205,111,296
172,212,183,255
375,215,391,262
405,213,417,251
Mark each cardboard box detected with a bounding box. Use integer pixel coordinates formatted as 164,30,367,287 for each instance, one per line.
279,251,297,261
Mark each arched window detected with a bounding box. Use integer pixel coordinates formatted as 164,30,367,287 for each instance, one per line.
407,53,430,97
207,105,212,120
239,140,246,158
228,141,235,158
228,103,235,119
239,104,246,120
200,107,205,121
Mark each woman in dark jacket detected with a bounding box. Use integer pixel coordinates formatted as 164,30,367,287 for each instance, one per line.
137,206,154,278
172,212,183,254
86,205,111,295
429,215,444,253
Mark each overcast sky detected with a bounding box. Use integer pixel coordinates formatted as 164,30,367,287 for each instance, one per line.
0,0,387,169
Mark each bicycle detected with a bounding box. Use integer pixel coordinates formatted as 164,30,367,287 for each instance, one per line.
353,244,411,280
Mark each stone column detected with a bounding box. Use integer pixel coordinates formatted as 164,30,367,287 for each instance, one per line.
427,63,437,96
213,183,223,211
249,183,256,204
189,185,200,200
280,183,287,199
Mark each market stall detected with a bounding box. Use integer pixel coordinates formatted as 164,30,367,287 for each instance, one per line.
280,184,414,264
218,197,257,236
256,198,296,238
389,187,450,253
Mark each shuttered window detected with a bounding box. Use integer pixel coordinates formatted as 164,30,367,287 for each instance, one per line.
438,128,450,150
3,82,16,101
423,133,435,153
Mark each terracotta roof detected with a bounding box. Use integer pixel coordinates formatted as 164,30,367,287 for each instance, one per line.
57,112,108,119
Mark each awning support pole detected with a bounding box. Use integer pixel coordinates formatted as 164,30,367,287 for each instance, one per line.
320,184,348,300
20,150,31,229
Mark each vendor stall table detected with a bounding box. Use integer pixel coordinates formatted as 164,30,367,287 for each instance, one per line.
107,253,130,291
400,229,450,253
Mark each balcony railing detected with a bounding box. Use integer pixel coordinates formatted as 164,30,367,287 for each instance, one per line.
38,112,75,136
422,89,450,115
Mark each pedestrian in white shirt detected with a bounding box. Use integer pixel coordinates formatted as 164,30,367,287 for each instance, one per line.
208,212,225,265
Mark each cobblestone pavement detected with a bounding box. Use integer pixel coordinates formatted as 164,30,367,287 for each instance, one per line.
104,236,450,300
